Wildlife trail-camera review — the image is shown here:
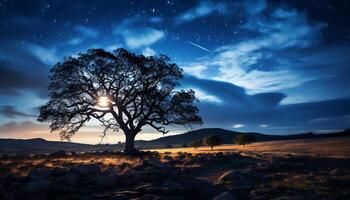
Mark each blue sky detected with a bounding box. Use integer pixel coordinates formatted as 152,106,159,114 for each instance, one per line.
0,0,349,143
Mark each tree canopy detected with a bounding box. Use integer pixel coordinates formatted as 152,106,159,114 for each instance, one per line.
234,134,256,147
189,139,202,150
38,48,202,153
203,135,221,150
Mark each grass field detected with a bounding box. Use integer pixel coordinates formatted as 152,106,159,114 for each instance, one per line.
150,137,350,158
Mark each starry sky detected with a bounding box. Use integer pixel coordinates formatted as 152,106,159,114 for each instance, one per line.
0,0,349,144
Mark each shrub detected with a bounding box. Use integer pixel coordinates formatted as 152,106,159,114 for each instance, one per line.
203,135,221,150
234,134,256,147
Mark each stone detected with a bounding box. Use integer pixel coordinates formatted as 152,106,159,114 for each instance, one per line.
51,167,67,176
216,170,243,184
212,192,237,200
28,168,52,181
20,180,52,194
0,184,5,198
96,175,116,188
56,172,80,186
330,168,344,176
71,164,101,176
146,158,164,169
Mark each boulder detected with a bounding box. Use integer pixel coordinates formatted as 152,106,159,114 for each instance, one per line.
145,158,164,169
216,170,243,184
0,184,5,198
55,172,79,186
50,166,68,176
20,180,52,194
71,164,101,176
212,192,237,200
96,175,116,188
28,168,52,181
330,168,344,176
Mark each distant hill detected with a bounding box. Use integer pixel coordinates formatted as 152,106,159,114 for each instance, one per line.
0,138,97,155
1,128,349,154
135,128,350,148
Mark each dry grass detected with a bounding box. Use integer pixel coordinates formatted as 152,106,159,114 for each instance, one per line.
0,154,143,178
150,137,350,158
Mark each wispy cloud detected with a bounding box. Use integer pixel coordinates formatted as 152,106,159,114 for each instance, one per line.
192,88,222,103
142,47,156,57
233,123,244,128
0,105,35,118
68,25,99,45
114,18,165,49
176,0,227,24
185,2,326,94
73,25,99,38
26,43,60,65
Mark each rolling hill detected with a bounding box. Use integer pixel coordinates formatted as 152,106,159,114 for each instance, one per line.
1,128,349,154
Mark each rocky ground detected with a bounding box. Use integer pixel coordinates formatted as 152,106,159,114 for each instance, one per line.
0,150,349,200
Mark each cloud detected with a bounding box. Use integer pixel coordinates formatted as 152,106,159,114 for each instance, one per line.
149,16,162,23
182,76,285,107
0,121,48,135
233,124,244,128
176,0,227,24
180,76,349,132
73,25,99,38
142,47,156,57
0,105,36,118
184,2,326,95
68,25,100,45
192,88,222,103
114,18,165,49
27,43,60,65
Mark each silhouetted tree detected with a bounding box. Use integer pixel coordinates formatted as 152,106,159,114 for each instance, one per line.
38,48,202,154
234,134,256,147
203,135,221,150
189,139,202,150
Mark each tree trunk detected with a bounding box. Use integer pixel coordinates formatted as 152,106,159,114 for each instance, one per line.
124,133,137,154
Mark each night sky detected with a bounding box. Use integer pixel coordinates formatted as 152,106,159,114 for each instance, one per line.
0,0,349,144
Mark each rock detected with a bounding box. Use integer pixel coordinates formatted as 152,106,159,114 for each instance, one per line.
71,164,101,176
216,170,243,184
114,190,139,195
0,184,5,198
20,180,52,194
113,194,129,200
330,168,344,176
55,172,79,186
96,175,116,188
49,150,67,157
146,158,164,169
120,169,143,186
51,166,67,176
212,192,237,200
28,168,52,181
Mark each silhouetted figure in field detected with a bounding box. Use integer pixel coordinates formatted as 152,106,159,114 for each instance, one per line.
38,48,202,154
